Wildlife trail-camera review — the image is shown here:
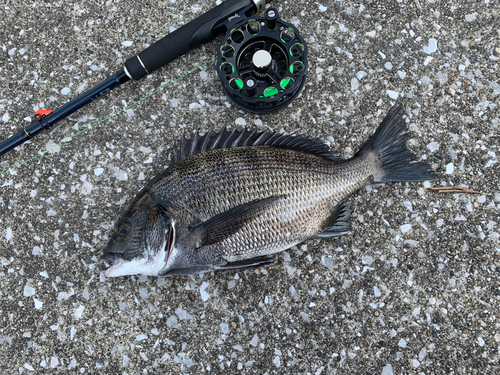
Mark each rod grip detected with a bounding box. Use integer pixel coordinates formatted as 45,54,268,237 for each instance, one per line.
124,0,254,80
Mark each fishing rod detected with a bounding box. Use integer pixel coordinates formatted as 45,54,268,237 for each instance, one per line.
0,0,271,157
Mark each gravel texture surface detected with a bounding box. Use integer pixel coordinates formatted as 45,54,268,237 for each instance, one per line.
1,0,499,374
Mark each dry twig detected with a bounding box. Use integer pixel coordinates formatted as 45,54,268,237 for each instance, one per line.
425,187,481,194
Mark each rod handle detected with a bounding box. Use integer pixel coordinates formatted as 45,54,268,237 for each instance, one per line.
124,0,257,80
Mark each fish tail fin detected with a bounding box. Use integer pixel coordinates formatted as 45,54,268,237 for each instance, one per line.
358,104,437,183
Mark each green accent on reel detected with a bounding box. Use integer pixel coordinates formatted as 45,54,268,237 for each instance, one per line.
290,43,304,58
231,29,244,44
264,87,279,97
281,27,295,43
220,44,235,58
280,77,295,90
290,61,304,75
220,62,235,76
247,19,260,35
229,78,244,90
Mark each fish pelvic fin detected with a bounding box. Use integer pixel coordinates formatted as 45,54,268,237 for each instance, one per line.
357,104,437,183
216,256,275,271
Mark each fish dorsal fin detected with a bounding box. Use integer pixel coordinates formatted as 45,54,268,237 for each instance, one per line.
171,128,340,163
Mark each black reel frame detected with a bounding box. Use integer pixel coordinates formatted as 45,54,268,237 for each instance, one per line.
216,8,308,113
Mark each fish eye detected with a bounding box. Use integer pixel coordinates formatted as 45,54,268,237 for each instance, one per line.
118,223,130,237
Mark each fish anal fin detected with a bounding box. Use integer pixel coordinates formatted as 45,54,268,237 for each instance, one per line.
192,195,284,248
216,256,275,270
316,200,352,239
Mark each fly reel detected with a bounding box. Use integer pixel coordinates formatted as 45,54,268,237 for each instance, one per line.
216,8,308,113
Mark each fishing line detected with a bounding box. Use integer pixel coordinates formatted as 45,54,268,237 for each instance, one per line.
0,56,217,179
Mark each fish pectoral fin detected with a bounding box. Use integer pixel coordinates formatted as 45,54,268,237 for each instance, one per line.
216,256,275,270
191,195,284,248
315,200,352,239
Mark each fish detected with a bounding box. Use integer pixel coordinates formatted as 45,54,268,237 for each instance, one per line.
100,104,437,277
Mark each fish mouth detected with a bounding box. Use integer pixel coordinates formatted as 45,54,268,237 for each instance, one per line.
100,252,126,277
100,252,123,263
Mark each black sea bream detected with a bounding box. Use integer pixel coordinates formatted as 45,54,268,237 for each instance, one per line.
100,104,436,277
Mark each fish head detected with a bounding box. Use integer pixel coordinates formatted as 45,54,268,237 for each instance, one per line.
101,207,176,277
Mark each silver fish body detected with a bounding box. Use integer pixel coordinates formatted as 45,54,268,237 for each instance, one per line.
101,105,436,277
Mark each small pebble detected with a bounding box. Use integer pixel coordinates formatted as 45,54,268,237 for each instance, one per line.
446,163,454,174
400,224,411,233
200,282,210,301
423,38,438,54
34,299,43,309
23,285,35,297
382,364,394,375
386,90,399,99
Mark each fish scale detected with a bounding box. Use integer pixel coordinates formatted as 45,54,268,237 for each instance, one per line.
165,148,352,216
153,146,370,264
101,104,437,277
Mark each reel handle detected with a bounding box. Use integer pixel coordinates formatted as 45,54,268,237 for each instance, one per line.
125,0,268,80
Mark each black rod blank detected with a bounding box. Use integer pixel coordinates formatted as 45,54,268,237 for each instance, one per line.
0,71,129,157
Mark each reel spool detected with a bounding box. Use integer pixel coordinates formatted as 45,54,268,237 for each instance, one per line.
216,8,308,113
